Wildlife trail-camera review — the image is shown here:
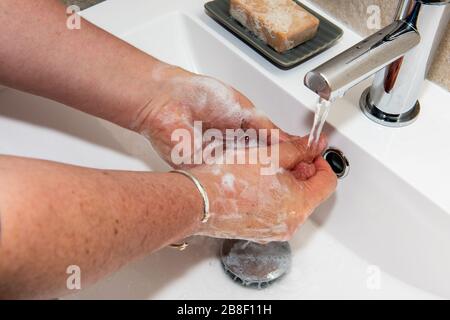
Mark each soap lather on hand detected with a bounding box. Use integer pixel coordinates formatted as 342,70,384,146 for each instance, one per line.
230,0,320,53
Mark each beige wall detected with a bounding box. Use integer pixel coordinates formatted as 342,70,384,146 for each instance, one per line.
311,0,450,90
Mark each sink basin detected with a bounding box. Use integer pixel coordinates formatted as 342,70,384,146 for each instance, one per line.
1,0,449,299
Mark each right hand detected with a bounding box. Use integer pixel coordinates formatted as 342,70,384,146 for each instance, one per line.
190,136,337,243
129,64,291,168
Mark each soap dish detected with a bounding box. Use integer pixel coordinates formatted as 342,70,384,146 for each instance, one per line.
204,0,343,70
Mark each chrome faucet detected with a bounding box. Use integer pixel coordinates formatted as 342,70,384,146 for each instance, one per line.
304,0,450,127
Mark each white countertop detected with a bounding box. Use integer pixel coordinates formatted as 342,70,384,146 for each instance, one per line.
0,0,448,299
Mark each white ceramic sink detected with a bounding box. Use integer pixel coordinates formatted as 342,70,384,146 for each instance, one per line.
1,0,449,299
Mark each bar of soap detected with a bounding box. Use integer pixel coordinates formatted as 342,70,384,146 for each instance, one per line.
230,0,320,53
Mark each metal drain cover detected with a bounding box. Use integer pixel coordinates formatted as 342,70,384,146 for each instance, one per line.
323,148,350,179
220,240,291,288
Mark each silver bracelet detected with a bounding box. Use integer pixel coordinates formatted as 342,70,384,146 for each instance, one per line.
170,170,210,224
169,170,210,251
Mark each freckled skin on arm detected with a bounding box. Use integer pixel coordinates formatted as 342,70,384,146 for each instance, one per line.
0,0,161,128
0,1,203,299
0,156,203,299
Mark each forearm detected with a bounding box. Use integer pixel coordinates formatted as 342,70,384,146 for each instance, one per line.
0,0,162,128
0,155,202,299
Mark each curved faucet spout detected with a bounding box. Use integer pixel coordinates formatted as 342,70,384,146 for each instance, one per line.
304,20,420,101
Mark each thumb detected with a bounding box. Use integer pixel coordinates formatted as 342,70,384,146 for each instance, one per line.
301,157,337,210
278,135,328,169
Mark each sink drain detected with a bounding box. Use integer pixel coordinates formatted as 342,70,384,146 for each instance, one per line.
323,148,349,179
220,240,291,289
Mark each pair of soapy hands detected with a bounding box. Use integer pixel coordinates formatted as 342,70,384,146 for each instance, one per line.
130,64,337,243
